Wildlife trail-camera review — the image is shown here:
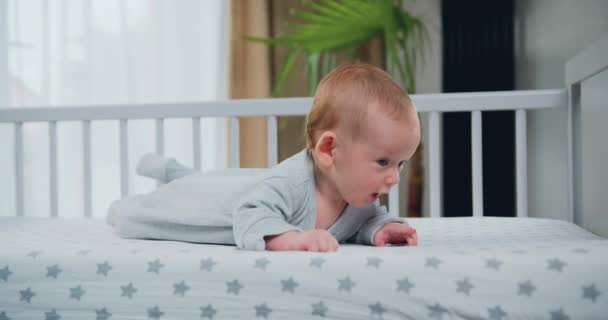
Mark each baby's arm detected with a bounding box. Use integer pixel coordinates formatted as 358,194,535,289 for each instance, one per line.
265,229,339,252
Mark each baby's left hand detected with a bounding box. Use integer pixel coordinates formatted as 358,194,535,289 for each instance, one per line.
373,223,418,247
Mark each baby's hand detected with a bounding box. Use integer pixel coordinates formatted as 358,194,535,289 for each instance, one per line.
265,229,339,252
373,223,418,247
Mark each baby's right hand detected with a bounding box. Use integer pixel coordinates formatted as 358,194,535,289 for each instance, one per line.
265,229,339,252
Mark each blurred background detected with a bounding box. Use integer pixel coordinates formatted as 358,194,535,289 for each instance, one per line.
1,0,607,220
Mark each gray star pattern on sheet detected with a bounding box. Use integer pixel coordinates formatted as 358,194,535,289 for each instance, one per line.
369,302,386,317
147,306,164,319
173,280,191,296
426,257,442,269
121,283,137,299
255,303,272,319
582,284,601,302
254,257,271,270
0,266,12,281
226,279,243,295
337,276,356,292
428,303,449,319
456,278,474,295
310,257,326,268
517,280,536,297
0,311,10,320
95,308,111,320
547,258,567,272
200,304,217,319
46,264,62,278
485,258,503,270
549,308,570,320
281,277,299,293
97,261,112,276
27,250,42,258
44,309,60,320
396,277,414,294
487,305,507,320
311,301,328,317
147,259,164,274
200,257,217,271
70,285,86,300
367,257,383,268
19,287,35,303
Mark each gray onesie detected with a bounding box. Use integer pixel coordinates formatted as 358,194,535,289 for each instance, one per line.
108,149,403,250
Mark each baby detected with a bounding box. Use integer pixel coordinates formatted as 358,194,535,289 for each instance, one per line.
107,63,420,252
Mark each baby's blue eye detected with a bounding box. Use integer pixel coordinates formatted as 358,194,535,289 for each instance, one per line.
376,159,389,167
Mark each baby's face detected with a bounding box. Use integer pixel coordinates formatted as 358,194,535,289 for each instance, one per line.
332,111,420,208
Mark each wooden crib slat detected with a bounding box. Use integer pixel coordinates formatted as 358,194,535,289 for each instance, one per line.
230,117,240,168
155,118,164,155
120,119,129,197
267,116,278,167
429,112,442,217
49,121,58,218
83,121,92,218
15,123,24,217
192,117,201,170
471,111,484,217
515,109,528,217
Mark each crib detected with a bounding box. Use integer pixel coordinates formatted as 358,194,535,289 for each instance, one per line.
0,36,606,319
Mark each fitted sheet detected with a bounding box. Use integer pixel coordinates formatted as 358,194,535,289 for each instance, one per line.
1,216,607,319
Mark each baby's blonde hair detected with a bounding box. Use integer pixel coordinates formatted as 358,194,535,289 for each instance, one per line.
305,63,414,149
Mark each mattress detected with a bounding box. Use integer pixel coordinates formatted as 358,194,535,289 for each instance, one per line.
1,216,606,320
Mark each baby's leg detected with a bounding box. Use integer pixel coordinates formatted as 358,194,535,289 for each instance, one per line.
136,153,196,183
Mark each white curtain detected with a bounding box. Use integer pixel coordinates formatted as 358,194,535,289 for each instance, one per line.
0,0,228,217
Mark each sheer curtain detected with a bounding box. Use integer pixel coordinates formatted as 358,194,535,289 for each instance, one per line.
0,0,228,217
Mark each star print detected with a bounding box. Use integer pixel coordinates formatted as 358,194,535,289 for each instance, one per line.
147,259,164,274
337,276,356,292
69,285,86,300
44,309,60,320
200,258,216,271
0,266,12,281
485,258,503,270
487,305,507,320
310,257,326,269
582,284,601,302
200,304,217,319
254,258,271,270
549,308,570,320
311,301,328,317
369,302,386,317
27,251,42,258
367,257,383,268
95,308,112,320
97,261,112,276
425,257,442,269
255,303,272,319
77,250,91,256
456,278,474,295
20,287,35,303
147,306,164,319
0,311,10,320
121,283,137,299
281,277,299,293
396,278,414,294
518,280,536,297
46,265,62,279
428,303,449,319
547,258,567,272
173,280,191,296
226,279,243,295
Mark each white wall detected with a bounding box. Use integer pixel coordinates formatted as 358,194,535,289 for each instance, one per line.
515,0,608,220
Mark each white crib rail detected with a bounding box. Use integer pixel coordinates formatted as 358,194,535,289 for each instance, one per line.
0,90,566,218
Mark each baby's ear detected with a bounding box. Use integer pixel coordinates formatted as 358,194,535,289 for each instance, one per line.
314,131,337,166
